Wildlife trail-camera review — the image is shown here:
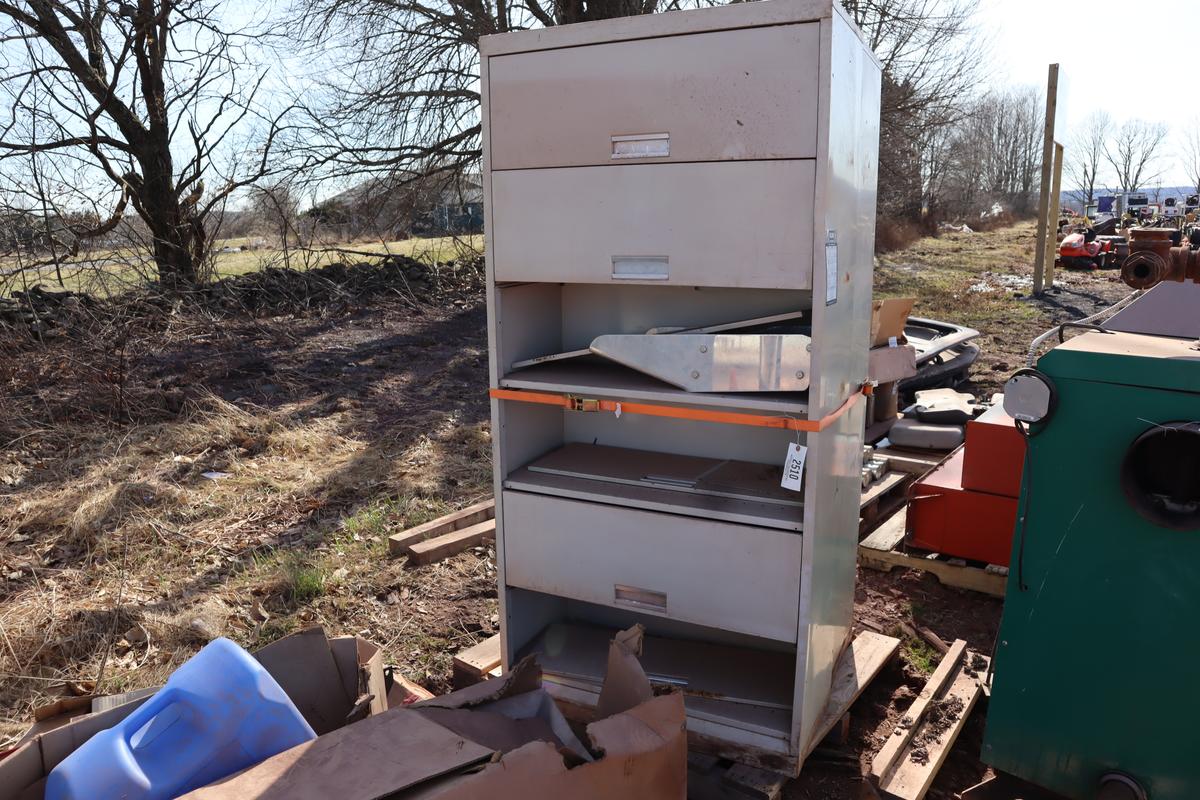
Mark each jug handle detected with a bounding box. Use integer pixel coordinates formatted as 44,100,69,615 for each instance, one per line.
120,687,181,748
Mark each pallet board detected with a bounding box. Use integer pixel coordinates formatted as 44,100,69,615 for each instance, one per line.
687,752,791,800
452,633,502,689
859,471,912,536
805,631,900,756
868,640,989,800
407,519,496,566
858,508,1008,598
387,499,495,556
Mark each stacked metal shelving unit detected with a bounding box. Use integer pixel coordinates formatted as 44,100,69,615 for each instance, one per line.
480,0,881,773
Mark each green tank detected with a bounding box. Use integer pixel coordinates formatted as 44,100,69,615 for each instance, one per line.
984,329,1200,799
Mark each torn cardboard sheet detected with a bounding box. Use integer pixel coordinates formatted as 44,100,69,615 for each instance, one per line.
430,625,687,800
184,625,685,800
868,344,918,385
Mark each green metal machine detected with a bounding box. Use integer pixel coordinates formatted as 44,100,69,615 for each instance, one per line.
984,321,1200,799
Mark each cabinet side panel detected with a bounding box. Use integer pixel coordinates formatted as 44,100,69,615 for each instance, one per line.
793,11,881,757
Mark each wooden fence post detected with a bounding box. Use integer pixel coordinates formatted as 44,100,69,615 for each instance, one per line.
1042,142,1065,290
1032,64,1060,295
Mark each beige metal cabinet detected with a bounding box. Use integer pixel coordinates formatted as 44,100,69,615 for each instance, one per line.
481,0,881,775
491,160,816,288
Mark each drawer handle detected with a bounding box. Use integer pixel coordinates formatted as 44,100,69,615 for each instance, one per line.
611,132,669,159
614,584,667,613
612,256,669,280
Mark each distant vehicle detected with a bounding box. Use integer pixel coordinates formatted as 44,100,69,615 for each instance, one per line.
1059,229,1120,270
1187,195,1200,215
1163,197,1182,218
1121,192,1150,218
1089,195,1118,222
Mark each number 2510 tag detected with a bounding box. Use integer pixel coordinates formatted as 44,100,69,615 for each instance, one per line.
781,443,807,492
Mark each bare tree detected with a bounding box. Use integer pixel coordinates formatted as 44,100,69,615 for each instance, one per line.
250,180,301,250
1181,121,1200,195
1065,111,1111,208
286,0,692,196
931,86,1041,218
1105,119,1168,192
840,0,985,221
286,0,983,234
0,1,291,288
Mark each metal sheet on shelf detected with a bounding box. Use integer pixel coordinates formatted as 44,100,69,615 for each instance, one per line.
525,443,801,508
510,309,808,370
590,333,812,392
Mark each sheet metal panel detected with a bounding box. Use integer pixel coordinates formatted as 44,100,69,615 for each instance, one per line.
488,24,820,170
502,490,804,643
491,160,816,289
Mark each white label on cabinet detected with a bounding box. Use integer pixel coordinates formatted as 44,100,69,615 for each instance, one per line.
781,442,808,492
825,230,838,306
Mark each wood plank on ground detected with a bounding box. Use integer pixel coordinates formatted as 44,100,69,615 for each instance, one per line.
387,498,494,556
452,633,502,689
721,762,788,799
805,630,901,756
407,518,496,566
869,640,988,800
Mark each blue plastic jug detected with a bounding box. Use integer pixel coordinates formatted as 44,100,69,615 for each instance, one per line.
45,637,317,800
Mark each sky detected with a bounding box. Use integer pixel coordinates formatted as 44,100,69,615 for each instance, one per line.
977,0,1199,188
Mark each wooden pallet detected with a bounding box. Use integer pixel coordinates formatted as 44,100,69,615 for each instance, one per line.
858,508,1008,598
867,640,989,800
860,471,913,536
388,499,495,564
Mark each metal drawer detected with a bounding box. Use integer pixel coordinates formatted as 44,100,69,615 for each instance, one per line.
487,24,819,170
501,490,802,642
491,160,815,289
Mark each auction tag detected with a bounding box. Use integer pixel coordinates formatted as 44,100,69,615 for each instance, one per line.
888,336,898,347
780,443,808,492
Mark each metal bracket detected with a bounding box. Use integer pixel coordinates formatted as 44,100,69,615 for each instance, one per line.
567,396,600,412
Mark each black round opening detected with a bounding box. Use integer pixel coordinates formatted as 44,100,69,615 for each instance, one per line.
1132,263,1151,279
1121,421,1200,530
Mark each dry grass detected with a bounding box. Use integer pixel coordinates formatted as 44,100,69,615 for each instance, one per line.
1,234,484,298
874,219,1133,395
1,370,494,745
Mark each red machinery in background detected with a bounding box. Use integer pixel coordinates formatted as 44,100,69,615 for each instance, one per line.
1058,229,1122,270
906,404,1025,566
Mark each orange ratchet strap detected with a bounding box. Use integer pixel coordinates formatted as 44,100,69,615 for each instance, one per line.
489,384,872,433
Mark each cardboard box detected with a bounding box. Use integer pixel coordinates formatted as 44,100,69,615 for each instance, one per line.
873,381,900,424
868,344,917,385
183,624,686,800
870,297,915,348
0,627,391,800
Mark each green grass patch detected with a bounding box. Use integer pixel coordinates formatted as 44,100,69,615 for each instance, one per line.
282,555,326,604
897,628,940,675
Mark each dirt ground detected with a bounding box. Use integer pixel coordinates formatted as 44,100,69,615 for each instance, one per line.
0,220,1132,794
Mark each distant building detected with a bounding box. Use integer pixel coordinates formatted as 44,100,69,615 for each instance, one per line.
304,171,484,241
